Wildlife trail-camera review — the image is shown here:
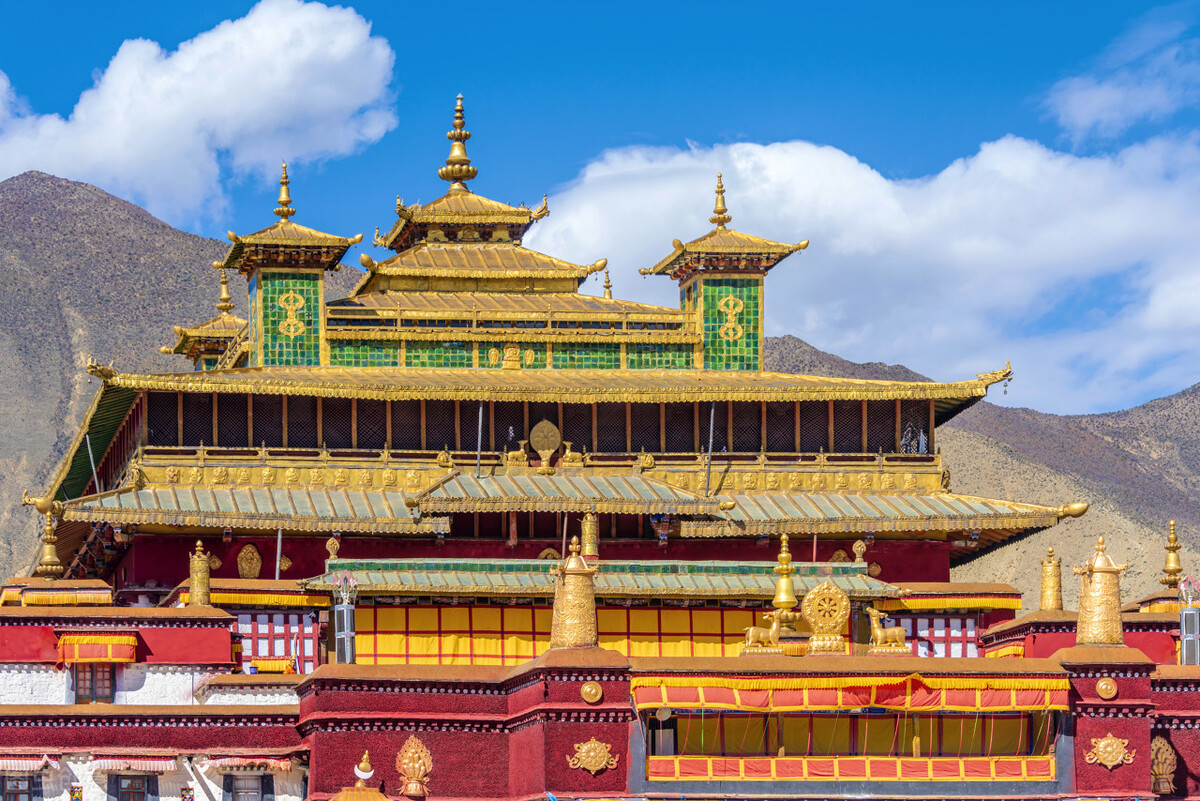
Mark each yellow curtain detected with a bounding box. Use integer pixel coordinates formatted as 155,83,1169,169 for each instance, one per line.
768,714,812,756
811,715,851,756
1030,712,1054,756
721,715,766,756
942,715,984,756
677,714,721,755
984,715,1026,756
897,715,937,757
857,716,898,755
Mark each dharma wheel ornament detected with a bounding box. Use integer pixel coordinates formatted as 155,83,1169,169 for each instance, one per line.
801,580,850,654
397,734,433,797
1085,733,1135,770
567,738,619,775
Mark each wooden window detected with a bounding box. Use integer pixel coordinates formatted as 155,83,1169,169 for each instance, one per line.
3,777,30,801
232,777,260,801
118,778,145,801
237,611,320,674
899,615,978,657
75,663,114,703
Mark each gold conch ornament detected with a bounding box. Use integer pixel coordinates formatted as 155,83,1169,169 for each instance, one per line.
1085,733,1135,770
567,738,618,775
396,734,433,797
1151,735,1177,794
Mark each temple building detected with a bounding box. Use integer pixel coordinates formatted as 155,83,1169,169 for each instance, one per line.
3,96,1199,801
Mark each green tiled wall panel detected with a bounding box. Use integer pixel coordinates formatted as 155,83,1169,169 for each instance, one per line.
331,341,401,367
699,277,761,371
479,342,547,369
261,272,322,366
627,343,693,369
405,341,471,368
551,343,620,369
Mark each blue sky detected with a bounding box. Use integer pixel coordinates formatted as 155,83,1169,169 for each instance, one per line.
2,1,1199,414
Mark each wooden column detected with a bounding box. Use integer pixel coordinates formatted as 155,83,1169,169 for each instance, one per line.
316,397,323,448
419,400,427,450
140,394,149,447
726,402,734,452
557,402,564,434
761,401,768,452
659,403,666,452
794,401,801,453
281,396,289,447
385,400,393,449
454,400,461,451
625,403,632,453
211,392,219,446
176,392,183,447
351,399,359,449
592,404,598,453
523,401,530,441
693,402,701,452
861,400,868,453
894,398,902,453
928,400,936,454
826,400,834,452
489,401,496,451
247,395,254,447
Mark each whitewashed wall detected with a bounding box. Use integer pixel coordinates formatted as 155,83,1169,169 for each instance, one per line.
42,757,305,801
0,663,70,704
196,683,299,706
114,665,223,705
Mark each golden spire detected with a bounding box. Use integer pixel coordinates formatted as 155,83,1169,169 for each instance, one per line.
549,536,598,649
274,163,295,220
1074,536,1128,645
602,267,612,300
215,266,234,314
1040,546,1063,611
35,512,63,579
353,751,373,787
772,533,798,611
437,94,478,193
1162,520,1183,588
709,173,732,229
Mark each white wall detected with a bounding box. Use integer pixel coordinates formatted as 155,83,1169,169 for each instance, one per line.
114,665,223,705
0,663,70,704
197,684,299,706
42,757,305,801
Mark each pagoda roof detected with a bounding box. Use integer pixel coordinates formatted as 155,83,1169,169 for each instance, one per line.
358,241,604,283
86,362,1012,411
642,174,807,279
328,290,689,320
163,311,247,359
60,482,449,536
377,191,548,252
220,165,361,275
304,556,900,600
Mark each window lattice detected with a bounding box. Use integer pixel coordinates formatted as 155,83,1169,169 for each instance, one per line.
181,393,213,447
252,395,284,448
426,400,457,451
664,403,696,453
730,402,762,452
831,400,862,453
322,397,353,449
562,404,592,453
357,399,387,450
798,401,826,452
765,402,794,452
458,400,487,453
493,402,524,450
596,403,626,452
866,400,896,454
630,403,661,453
701,402,729,454
217,394,249,448
287,395,318,448
147,392,177,446
899,400,929,454
390,400,421,450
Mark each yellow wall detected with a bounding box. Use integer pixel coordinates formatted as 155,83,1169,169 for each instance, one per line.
354,604,759,665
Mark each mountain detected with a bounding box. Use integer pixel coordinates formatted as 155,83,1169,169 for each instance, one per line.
0,172,360,574
765,336,1198,609
0,173,1193,613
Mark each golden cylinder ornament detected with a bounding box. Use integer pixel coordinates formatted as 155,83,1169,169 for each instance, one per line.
1075,537,1127,645
549,536,599,649
1040,547,1063,611
580,511,599,558
189,540,212,607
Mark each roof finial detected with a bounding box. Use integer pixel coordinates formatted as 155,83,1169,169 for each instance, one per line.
602,267,612,299
437,94,478,193
1040,546,1063,611
274,163,295,220
709,172,732,229
353,750,374,787
215,267,234,314
1162,520,1183,588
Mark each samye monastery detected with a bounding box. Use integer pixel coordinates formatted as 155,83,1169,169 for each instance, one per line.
3,96,1199,801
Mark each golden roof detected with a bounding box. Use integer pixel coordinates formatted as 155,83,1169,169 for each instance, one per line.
221,165,361,274
643,174,807,278
376,96,549,251
163,312,247,358
89,363,1011,409
359,241,604,282
329,289,690,319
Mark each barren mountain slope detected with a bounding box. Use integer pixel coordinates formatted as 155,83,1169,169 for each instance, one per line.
0,172,359,575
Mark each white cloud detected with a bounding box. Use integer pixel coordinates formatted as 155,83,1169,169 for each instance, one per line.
526,134,1200,414
0,0,395,222
1046,4,1200,141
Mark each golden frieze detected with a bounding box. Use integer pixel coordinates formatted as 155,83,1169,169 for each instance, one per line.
1085,733,1135,770
213,466,229,484
567,738,618,775
189,467,204,484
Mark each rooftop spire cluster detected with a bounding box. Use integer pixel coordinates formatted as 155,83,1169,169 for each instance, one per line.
437,94,478,192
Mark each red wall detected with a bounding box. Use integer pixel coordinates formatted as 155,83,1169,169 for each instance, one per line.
0,625,59,662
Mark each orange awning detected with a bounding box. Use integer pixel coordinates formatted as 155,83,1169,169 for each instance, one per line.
631,674,1069,713
57,633,138,664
